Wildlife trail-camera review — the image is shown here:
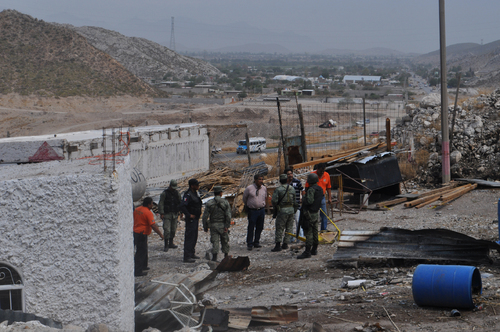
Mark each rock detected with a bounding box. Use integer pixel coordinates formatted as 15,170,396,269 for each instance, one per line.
450,151,462,165
420,94,441,108
429,152,439,161
423,120,431,128
464,127,475,137
86,324,109,332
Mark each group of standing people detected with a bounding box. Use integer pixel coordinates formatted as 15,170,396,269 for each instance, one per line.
133,162,332,276
133,178,232,276
243,163,331,259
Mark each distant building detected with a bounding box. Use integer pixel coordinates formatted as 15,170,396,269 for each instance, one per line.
273,75,302,82
343,75,382,84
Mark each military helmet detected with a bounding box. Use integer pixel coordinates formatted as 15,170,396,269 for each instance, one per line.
307,173,319,184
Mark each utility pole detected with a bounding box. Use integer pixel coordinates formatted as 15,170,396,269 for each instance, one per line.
170,17,176,51
439,0,450,184
276,97,288,169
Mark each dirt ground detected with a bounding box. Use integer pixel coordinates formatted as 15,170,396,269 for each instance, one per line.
3,95,500,331
139,186,500,332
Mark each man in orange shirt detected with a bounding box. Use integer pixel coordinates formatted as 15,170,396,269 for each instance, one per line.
304,163,332,231
134,197,164,277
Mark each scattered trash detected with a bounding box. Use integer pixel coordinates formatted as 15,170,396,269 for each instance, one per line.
251,305,299,324
451,309,461,317
216,256,250,272
202,308,229,331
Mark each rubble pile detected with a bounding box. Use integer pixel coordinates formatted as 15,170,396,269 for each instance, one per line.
393,89,500,184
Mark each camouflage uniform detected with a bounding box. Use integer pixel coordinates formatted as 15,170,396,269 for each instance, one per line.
272,183,296,244
302,184,323,247
202,196,231,255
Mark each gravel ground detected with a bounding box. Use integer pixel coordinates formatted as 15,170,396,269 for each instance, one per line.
140,186,500,332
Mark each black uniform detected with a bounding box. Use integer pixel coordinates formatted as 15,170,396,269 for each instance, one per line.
180,189,202,260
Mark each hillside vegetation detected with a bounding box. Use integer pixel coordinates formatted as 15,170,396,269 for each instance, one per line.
0,10,163,97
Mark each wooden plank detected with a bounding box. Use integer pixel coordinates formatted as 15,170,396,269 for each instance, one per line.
291,144,380,169
375,197,407,208
438,184,477,205
339,235,373,242
417,183,459,198
338,242,356,247
439,184,475,201
341,230,380,236
404,187,456,208
228,316,251,330
415,195,441,209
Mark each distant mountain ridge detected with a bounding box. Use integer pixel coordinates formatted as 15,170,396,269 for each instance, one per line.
65,25,221,80
413,40,500,86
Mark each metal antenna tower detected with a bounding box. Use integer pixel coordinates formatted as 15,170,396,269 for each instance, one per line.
170,17,176,51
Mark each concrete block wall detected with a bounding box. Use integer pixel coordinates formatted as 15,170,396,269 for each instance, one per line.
0,158,134,331
131,125,209,187
0,123,210,188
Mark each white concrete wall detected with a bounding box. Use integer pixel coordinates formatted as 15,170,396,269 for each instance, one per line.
130,125,209,187
0,123,210,188
0,158,134,331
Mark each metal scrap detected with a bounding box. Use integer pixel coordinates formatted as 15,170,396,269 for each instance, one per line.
332,227,500,264
216,256,250,272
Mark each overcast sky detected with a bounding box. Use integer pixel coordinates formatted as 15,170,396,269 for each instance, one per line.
2,0,499,54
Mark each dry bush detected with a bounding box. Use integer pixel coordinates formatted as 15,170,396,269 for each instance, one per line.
477,88,494,96
399,159,417,180
221,147,234,152
414,134,433,148
414,149,430,168
398,148,430,181
429,122,441,131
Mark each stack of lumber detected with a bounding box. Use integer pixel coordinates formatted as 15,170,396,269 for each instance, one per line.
375,182,477,209
177,167,241,193
291,143,383,170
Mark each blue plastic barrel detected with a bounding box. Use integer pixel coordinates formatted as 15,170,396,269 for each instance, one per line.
412,264,482,309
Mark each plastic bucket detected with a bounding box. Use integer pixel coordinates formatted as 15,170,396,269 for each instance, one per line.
412,264,482,309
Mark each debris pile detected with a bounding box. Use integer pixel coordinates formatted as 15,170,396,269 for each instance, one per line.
392,88,500,184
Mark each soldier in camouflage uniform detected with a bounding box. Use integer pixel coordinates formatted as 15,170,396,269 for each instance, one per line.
271,174,297,252
158,179,182,251
202,186,231,262
297,173,324,259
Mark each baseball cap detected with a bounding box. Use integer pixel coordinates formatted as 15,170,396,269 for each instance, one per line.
188,178,199,186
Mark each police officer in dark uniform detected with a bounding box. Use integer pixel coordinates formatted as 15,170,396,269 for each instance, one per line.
297,173,324,259
180,178,202,263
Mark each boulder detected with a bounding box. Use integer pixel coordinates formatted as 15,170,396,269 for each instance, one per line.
420,94,441,109
450,151,462,165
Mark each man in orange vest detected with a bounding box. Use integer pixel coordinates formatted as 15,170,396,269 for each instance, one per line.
134,197,164,276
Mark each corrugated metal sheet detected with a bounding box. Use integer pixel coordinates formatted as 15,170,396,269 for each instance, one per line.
333,227,500,263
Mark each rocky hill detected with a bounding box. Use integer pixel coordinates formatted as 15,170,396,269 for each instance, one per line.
67,25,221,81
413,40,500,87
392,89,500,184
0,10,162,97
